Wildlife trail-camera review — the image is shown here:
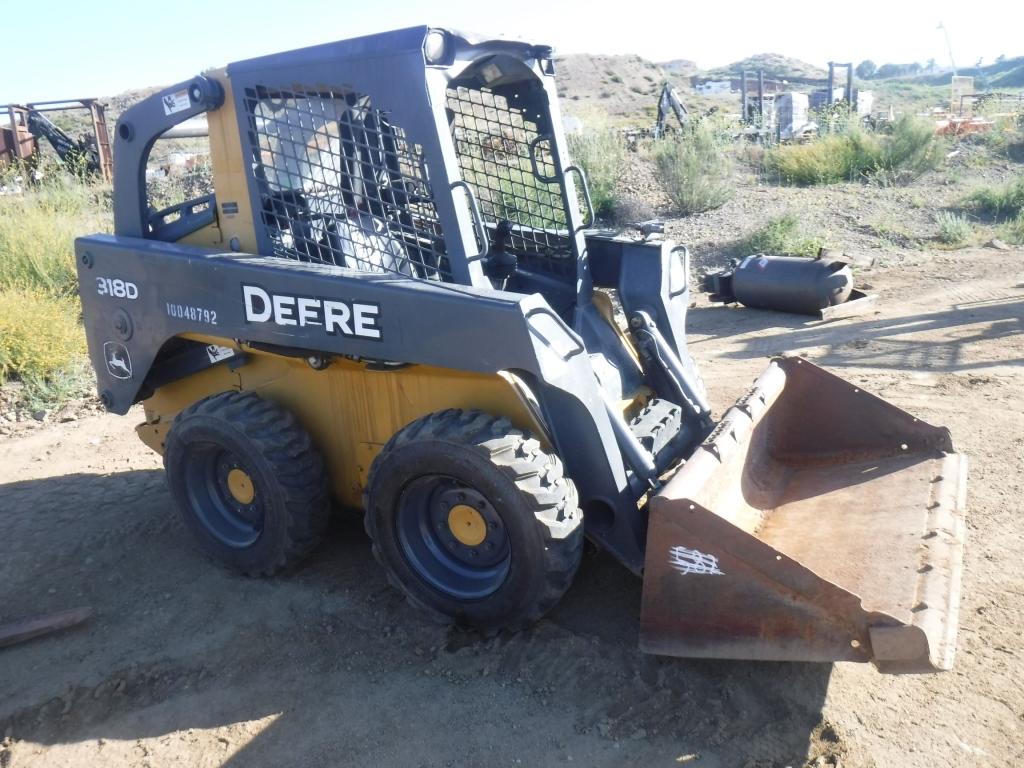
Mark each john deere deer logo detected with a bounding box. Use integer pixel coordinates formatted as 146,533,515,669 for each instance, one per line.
103,341,133,380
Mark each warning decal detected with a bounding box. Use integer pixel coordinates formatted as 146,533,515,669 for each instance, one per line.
162,89,191,116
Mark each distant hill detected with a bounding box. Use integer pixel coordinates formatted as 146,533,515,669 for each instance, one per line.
994,64,1024,88
554,53,690,120
899,55,1024,88
91,49,1020,138
660,59,699,75
106,86,162,115
705,53,828,83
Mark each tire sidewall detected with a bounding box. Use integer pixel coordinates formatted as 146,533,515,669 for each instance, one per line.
164,414,294,573
367,439,550,628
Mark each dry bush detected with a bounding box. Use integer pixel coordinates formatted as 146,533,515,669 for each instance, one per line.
652,123,733,215
934,211,973,245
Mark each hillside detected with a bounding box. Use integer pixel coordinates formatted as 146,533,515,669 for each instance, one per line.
660,59,699,75
900,55,1024,88
705,53,828,83
554,53,691,121
49,49,1022,145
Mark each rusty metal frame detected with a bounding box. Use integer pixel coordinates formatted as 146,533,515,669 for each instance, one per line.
0,97,113,180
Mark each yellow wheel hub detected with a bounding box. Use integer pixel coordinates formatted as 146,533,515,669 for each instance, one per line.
226,468,256,505
447,504,487,546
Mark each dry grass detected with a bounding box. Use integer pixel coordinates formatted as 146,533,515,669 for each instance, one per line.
733,213,824,258
766,117,940,186
1002,212,1024,245
965,175,1024,220
0,169,108,408
0,289,87,383
0,175,110,297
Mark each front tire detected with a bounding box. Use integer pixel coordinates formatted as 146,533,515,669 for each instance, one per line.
364,409,583,633
163,391,330,575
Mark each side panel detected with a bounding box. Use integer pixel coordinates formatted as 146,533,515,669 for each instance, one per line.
139,344,544,508
77,234,646,570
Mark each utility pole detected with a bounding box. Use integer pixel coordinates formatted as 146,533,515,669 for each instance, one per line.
937,21,957,75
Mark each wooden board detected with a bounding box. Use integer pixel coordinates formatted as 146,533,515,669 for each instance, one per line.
0,607,93,649
817,290,878,321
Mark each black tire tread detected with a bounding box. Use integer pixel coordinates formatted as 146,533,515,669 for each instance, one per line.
168,390,330,576
364,408,583,632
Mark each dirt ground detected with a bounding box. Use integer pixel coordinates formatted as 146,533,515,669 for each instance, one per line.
1,241,1022,767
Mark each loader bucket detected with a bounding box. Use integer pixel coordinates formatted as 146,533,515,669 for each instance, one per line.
640,357,967,673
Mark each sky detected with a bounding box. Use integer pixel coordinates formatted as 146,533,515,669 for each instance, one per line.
2,0,1021,103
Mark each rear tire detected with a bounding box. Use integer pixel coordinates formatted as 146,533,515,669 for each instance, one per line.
163,391,330,576
364,409,583,633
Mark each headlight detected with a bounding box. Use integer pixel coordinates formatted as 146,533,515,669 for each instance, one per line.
424,30,447,65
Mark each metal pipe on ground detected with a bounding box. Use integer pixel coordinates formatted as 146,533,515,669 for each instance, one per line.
160,119,209,139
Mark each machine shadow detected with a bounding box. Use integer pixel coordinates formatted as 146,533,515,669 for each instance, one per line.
687,296,1024,371
221,546,836,767
1,469,834,767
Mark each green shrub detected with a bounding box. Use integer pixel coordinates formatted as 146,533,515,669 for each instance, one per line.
1001,212,1024,245
971,120,1022,154
652,124,734,214
934,211,973,245
965,176,1024,219
567,129,626,220
0,289,87,384
870,116,939,183
733,213,823,258
766,116,939,186
766,133,855,185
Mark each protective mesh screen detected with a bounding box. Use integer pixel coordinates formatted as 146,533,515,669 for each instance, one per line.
447,84,574,278
243,86,449,280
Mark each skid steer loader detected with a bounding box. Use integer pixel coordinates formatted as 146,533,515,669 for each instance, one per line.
75,26,967,672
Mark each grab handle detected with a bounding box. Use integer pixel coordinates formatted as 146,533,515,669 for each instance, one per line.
450,180,488,260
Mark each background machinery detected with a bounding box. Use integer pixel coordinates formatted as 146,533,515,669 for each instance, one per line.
653,83,689,138
1,99,113,180
75,26,967,672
